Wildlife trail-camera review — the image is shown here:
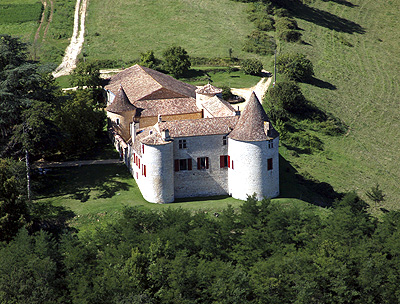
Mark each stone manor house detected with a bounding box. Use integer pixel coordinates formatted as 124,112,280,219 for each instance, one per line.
105,64,279,203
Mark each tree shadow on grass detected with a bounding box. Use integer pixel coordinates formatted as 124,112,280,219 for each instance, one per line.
288,3,364,34
33,164,132,201
279,154,342,207
306,76,337,90
320,0,357,8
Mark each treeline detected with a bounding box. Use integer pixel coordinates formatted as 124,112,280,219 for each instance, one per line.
0,35,105,162
2,193,400,303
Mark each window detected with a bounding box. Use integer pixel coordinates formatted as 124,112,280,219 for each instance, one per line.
178,139,187,149
222,135,227,145
197,157,209,170
174,159,192,171
228,155,231,168
116,118,120,126
142,144,144,154
267,158,273,170
268,140,274,149
142,165,146,177
220,155,228,168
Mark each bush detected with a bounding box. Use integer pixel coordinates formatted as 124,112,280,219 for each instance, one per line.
241,58,263,76
221,85,234,101
277,53,314,82
286,131,324,153
264,81,307,114
254,16,275,31
278,29,302,42
243,30,276,55
275,17,298,30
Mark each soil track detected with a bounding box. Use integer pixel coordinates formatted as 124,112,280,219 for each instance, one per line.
52,0,88,78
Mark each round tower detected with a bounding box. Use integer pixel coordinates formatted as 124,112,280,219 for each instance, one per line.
140,134,174,203
228,92,279,200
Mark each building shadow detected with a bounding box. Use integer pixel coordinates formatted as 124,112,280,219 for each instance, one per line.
288,3,364,34
279,154,341,207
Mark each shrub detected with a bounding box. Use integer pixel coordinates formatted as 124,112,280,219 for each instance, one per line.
278,29,302,42
243,30,276,55
221,85,234,101
275,17,298,30
277,53,314,82
241,58,263,76
264,81,307,114
254,16,275,31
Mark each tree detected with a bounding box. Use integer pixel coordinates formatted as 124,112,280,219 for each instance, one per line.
241,58,263,75
70,61,102,89
162,46,191,78
366,184,385,206
0,158,28,242
277,53,314,82
140,50,160,69
56,90,106,155
264,81,307,119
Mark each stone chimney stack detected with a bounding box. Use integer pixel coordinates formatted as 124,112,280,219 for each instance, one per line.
161,129,170,141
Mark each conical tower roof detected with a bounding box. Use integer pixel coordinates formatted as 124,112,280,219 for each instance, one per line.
106,85,137,113
229,92,278,141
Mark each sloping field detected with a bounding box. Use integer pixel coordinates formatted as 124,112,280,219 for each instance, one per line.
278,0,400,209
84,0,255,62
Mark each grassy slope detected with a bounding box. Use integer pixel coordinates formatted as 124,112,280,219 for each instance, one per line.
85,0,256,63
277,0,400,209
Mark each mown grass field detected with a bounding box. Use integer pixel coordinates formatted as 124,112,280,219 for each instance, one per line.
34,162,329,232
0,0,42,41
84,0,258,64
274,0,400,209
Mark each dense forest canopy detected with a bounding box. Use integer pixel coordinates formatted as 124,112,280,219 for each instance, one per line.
2,194,400,303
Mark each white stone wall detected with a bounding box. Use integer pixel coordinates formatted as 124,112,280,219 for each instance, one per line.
173,134,229,198
141,142,174,203
228,137,279,200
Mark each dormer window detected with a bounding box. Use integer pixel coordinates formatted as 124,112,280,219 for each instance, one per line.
116,118,120,126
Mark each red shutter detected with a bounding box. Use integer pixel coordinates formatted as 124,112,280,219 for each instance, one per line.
188,158,192,170
144,165,146,177
174,159,179,172
133,153,136,164
142,144,144,154
197,158,201,170
232,160,234,170
228,156,231,168
220,155,224,168
138,159,140,169
206,157,209,169
268,158,273,170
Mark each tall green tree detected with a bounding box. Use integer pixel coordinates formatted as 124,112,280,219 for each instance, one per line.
163,46,191,78
70,61,102,89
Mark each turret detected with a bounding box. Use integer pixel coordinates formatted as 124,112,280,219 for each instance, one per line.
105,85,137,141
228,92,279,200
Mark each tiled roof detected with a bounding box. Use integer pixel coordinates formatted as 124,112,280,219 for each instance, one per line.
105,86,137,113
135,97,200,117
229,92,279,141
202,96,237,118
195,83,223,95
158,116,239,138
105,65,196,101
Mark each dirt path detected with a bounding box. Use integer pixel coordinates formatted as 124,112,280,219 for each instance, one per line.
52,0,88,78
231,70,273,111
34,0,47,45
42,0,54,41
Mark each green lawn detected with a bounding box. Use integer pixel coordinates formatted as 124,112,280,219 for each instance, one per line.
270,0,400,209
85,0,257,63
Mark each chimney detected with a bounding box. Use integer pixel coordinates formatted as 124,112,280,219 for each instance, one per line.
235,106,241,116
131,122,137,143
161,129,170,141
158,114,162,123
